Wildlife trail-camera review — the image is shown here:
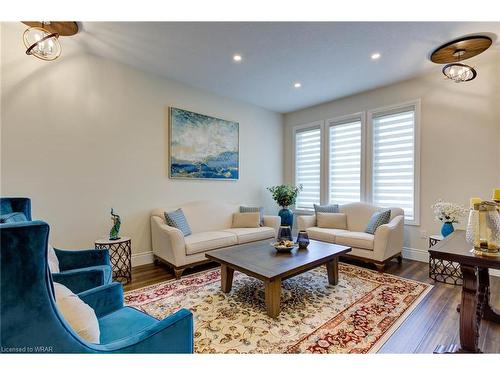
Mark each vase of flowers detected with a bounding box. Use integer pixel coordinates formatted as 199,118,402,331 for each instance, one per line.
267,184,303,229
431,199,468,237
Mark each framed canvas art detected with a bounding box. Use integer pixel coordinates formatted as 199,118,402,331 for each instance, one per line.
169,107,239,180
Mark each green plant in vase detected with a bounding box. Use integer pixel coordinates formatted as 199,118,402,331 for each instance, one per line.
267,184,303,230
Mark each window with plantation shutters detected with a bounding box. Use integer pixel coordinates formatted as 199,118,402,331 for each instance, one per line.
371,109,417,222
295,127,321,210
328,119,362,205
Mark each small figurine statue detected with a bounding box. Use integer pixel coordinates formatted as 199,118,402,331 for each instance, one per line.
109,208,121,240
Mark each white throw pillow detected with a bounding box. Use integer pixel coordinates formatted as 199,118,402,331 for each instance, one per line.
47,244,60,273
53,282,100,344
316,212,348,230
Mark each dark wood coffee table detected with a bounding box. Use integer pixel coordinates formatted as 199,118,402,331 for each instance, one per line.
205,239,351,318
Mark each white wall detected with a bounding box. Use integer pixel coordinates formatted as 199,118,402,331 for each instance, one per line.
284,52,500,257
1,22,284,259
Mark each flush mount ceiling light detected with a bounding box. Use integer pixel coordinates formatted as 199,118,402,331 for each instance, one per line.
371,52,381,60
430,35,492,83
21,21,78,61
293,82,302,88
233,54,242,62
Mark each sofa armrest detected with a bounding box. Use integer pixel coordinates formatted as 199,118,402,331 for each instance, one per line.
151,216,186,266
297,214,316,231
97,308,194,353
55,248,110,271
373,215,404,262
52,268,105,294
263,215,281,237
78,282,124,318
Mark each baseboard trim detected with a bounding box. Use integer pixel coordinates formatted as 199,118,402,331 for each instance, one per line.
132,251,154,267
402,247,429,263
402,246,500,278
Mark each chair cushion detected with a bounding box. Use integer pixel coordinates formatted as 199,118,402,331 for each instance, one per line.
232,212,260,228
306,227,350,243
185,231,238,255
223,227,275,244
335,231,374,250
0,212,28,223
98,306,158,344
365,210,391,234
164,209,192,236
53,282,100,344
47,244,60,273
314,204,339,213
316,212,347,230
240,206,264,225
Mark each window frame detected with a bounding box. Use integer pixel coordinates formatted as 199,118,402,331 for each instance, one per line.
325,112,366,205
292,120,324,212
366,99,421,225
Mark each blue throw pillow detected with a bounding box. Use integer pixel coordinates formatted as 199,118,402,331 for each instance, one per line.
314,204,339,213
240,206,264,226
365,210,391,234
0,212,28,223
164,209,192,236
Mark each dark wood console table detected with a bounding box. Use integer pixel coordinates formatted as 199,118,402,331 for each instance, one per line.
429,231,500,353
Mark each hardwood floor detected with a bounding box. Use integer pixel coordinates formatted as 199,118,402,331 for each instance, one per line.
124,258,500,353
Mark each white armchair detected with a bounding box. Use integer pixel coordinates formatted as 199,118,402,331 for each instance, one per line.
297,202,404,271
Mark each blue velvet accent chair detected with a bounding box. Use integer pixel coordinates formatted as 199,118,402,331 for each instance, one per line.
0,197,112,293
0,221,194,353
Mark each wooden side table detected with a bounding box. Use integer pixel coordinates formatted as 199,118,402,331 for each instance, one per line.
95,237,132,284
429,231,500,353
428,234,463,285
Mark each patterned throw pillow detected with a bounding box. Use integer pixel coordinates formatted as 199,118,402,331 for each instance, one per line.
164,209,192,237
313,204,339,213
240,206,264,226
365,210,392,234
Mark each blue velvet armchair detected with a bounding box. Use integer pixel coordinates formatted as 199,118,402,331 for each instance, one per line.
0,197,112,293
0,221,194,353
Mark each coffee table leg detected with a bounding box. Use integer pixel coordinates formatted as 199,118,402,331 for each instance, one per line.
326,258,339,285
221,265,234,293
265,278,281,318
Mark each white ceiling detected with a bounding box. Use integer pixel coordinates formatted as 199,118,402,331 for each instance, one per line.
74,22,500,113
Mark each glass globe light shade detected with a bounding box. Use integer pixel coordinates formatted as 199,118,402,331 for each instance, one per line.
442,63,477,83
23,27,61,61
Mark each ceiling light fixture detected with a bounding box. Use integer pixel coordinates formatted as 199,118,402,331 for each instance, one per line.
430,35,492,83
233,54,242,62
371,52,381,60
293,82,302,88
21,21,79,61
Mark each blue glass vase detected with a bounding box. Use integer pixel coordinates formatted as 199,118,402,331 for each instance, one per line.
441,222,454,237
278,207,294,229
297,230,310,249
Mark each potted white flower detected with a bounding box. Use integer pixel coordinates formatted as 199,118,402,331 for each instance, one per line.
431,199,468,237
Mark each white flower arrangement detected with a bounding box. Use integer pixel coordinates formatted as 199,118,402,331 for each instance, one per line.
431,199,468,224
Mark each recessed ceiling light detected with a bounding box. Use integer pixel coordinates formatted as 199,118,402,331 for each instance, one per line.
233,54,242,62
294,82,302,88
371,52,381,60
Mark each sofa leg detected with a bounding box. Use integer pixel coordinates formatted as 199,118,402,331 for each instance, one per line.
374,263,386,272
174,268,185,279
397,255,403,264
153,257,160,266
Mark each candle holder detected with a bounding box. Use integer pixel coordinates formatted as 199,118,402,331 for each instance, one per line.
297,230,310,249
466,200,500,256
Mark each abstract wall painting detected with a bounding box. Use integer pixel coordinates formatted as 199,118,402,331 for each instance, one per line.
169,107,239,180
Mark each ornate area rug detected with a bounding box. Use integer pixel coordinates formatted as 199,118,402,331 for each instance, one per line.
124,263,431,353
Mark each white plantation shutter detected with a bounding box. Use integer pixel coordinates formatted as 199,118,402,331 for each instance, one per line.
372,109,416,222
328,119,362,205
295,127,321,210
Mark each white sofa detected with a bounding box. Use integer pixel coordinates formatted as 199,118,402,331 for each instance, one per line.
297,202,404,270
151,201,281,278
